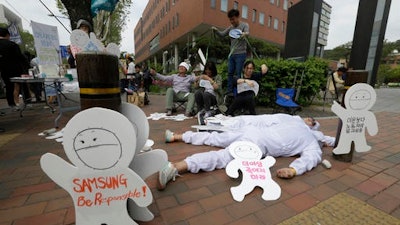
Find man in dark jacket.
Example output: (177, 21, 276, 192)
(0, 27, 26, 108)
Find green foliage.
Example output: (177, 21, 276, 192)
(381, 39, 400, 61)
(19, 30, 35, 54)
(216, 57, 328, 107)
(57, 0, 132, 45)
(247, 37, 280, 58)
(323, 42, 352, 61)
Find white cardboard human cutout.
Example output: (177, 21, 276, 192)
(331, 83, 378, 154)
(119, 103, 168, 222)
(40, 108, 152, 225)
(226, 141, 281, 202)
(70, 29, 120, 57)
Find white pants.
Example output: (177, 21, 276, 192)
(182, 124, 322, 175)
(183, 131, 244, 173)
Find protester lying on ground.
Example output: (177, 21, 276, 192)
(157, 114, 335, 190)
(150, 62, 200, 117)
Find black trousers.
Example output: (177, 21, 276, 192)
(195, 89, 217, 111)
(226, 91, 256, 116)
(2, 75, 15, 106)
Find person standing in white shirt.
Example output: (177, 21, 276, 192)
(127, 57, 135, 75)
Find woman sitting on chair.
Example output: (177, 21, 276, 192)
(195, 61, 223, 120)
(226, 61, 268, 116)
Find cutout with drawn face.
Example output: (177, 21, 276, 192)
(230, 142, 262, 160)
(70, 29, 90, 48)
(73, 128, 122, 170)
(344, 83, 376, 111)
(348, 89, 371, 110)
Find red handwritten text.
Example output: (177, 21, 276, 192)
(73, 174, 127, 193)
(77, 187, 145, 207)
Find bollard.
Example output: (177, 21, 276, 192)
(76, 52, 121, 111)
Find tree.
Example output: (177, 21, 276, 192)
(323, 42, 352, 61)
(19, 30, 35, 54)
(247, 37, 280, 58)
(56, 0, 132, 45)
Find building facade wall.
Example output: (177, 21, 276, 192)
(284, 0, 330, 59)
(134, 0, 300, 64)
(0, 4, 23, 30)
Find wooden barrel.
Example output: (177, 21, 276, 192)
(76, 52, 121, 111)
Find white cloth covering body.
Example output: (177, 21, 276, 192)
(183, 114, 322, 175)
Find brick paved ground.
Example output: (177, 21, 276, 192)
(0, 93, 399, 225)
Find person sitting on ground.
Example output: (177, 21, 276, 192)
(157, 114, 335, 190)
(226, 61, 268, 116)
(195, 61, 223, 122)
(150, 62, 200, 117)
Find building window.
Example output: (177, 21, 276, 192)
(211, 0, 216, 8)
(259, 12, 265, 25)
(166, 0, 170, 12)
(274, 18, 279, 30)
(268, 16, 272, 27)
(221, 0, 228, 12)
(172, 0, 175, 6)
(283, 0, 288, 10)
(282, 21, 285, 32)
(233, 1, 238, 10)
(242, 5, 248, 19)
(270, 0, 274, 4)
(277, 0, 280, 7)
(252, 9, 256, 23)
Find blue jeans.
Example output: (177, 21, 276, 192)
(227, 53, 247, 93)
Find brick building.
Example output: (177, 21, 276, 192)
(134, 0, 300, 69)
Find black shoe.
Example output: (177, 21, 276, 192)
(197, 110, 206, 125)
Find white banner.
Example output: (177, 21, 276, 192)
(31, 21, 60, 66)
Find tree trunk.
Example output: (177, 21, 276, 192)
(60, 0, 93, 30)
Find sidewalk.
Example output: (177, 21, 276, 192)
(0, 92, 399, 225)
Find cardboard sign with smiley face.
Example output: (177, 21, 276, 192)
(40, 107, 152, 225)
(331, 83, 378, 154)
(226, 141, 281, 202)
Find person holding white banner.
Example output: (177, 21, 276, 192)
(226, 61, 268, 116)
(194, 62, 223, 123)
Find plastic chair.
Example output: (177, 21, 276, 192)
(273, 88, 301, 115)
(173, 99, 186, 112)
